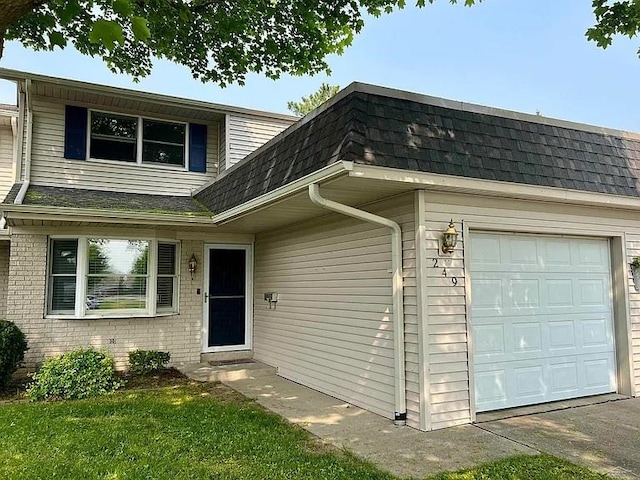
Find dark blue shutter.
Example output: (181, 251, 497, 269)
(64, 105, 88, 160)
(189, 123, 207, 173)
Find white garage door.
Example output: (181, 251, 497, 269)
(470, 232, 617, 413)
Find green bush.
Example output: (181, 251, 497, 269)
(0, 320, 28, 390)
(26, 348, 124, 401)
(128, 350, 171, 375)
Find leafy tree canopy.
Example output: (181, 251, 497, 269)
(287, 83, 340, 116)
(1, 1, 639, 86)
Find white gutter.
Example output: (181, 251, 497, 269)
(14, 79, 32, 205)
(1, 204, 215, 226)
(308, 183, 407, 426)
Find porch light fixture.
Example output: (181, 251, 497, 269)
(188, 254, 198, 280)
(441, 220, 458, 254)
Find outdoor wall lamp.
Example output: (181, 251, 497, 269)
(188, 254, 198, 280)
(441, 219, 458, 254)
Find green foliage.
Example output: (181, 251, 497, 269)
(3, 0, 479, 86)
(631, 257, 640, 268)
(26, 348, 124, 401)
(0, 320, 28, 390)
(287, 83, 341, 117)
(587, 1, 640, 55)
(128, 349, 171, 375)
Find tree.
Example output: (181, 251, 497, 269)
(287, 83, 340, 117)
(2, 1, 640, 87)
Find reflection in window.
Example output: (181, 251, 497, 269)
(86, 239, 149, 311)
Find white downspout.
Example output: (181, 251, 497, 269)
(308, 183, 407, 425)
(14, 79, 32, 205)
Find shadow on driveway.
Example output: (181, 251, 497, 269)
(478, 398, 640, 479)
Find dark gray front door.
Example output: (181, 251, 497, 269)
(207, 248, 246, 348)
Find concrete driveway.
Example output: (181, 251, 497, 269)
(181, 361, 640, 479)
(478, 398, 640, 479)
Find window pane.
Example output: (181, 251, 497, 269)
(142, 142, 185, 166)
(87, 276, 146, 311)
(51, 239, 78, 274)
(50, 276, 76, 312)
(157, 277, 174, 309)
(90, 138, 137, 162)
(143, 120, 185, 144)
(88, 239, 149, 275)
(157, 243, 176, 275)
(91, 112, 137, 139)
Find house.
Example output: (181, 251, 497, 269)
(1, 70, 639, 432)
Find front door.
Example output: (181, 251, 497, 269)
(203, 245, 252, 352)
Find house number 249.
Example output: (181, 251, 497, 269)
(432, 258, 458, 286)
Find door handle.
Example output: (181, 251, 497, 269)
(204, 292, 208, 303)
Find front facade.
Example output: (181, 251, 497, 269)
(1, 71, 639, 432)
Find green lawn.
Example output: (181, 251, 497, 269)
(0, 381, 614, 480)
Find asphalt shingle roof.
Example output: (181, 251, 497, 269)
(12, 185, 211, 215)
(195, 88, 640, 213)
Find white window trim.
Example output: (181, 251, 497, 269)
(85, 109, 190, 171)
(46, 236, 181, 319)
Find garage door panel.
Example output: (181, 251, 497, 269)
(471, 233, 616, 413)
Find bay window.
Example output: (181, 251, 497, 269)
(48, 238, 179, 317)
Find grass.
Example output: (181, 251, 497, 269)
(0, 376, 616, 480)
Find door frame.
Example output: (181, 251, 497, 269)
(201, 243, 253, 353)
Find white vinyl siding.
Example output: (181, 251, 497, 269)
(626, 234, 640, 392)
(28, 97, 219, 196)
(253, 194, 417, 424)
(0, 124, 14, 199)
(419, 190, 640, 430)
(226, 113, 291, 169)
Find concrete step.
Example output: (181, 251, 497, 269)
(200, 351, 253, 364)
(177, 360, 276, 383)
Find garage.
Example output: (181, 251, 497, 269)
(470, 232, 617, 412)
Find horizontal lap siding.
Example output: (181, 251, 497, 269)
(227, 114, 291, 168)
(422, 191, 640, 429)
(254, 195, 416, 422)
(29, 98, 219, 196)
(0, 124, 14, 199)
(625, 235, 640, 391)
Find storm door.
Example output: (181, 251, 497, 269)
(203, 245, 252, 351)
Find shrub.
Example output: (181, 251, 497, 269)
(26, 348, 123, 401)
(0, 320, 28, 390)
(128, 350, 171, 375)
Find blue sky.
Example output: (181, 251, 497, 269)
(1, 1, 640, 131)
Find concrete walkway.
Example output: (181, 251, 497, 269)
(179, 361, 639, 479)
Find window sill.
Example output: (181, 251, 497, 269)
(46, 312, 179, 320)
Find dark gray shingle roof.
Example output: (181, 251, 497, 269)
(2, 183, 22, 204)
(16, 185, 211, 215)
(195, 88, 640, 213)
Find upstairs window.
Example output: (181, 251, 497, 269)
(65, 106, 207, 172)
(88, 111, 187, 168)
(90, 112, 138, 162)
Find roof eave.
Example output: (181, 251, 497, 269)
(0, 68, 298, 122)
(1, 204, 216, 226)
(210, 161, 352, 224)
(350, 164, 640, 211)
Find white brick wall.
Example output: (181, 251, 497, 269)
(0, 241, 9, 318)
(6, 234, 204, 370)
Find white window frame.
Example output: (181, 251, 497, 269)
(86, 109, 190, 171)
(46, 236, 180, 319)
